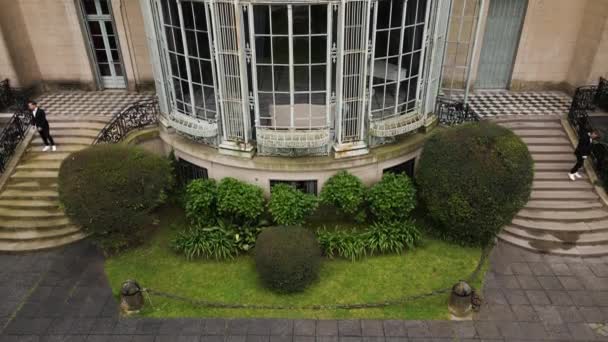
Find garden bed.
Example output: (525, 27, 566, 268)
(104, 206, 486, 320)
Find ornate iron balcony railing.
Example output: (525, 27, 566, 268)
(435, 98, 479, 126)
(0, 109, 33, 174)
(94, 98, 160, 144)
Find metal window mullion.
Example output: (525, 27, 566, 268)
(450, 0, 468, 95)
(237, 3, 250, 142)
(176, 0, 197, 116)
(403, 0, 418, 113)
(97, 17, 116, 78)
(204, 2, 220, 122)
(438, 0, 454, 98)
(358, 0, 371, 139)
(288, 5, 295, 129)
(247, 3, 260, 127)
(189, 2, 207, 119)
(367, 0, 378, 121)
(393, 0, 408, 116)
(424, 0, 442, 113)
(156, 0, 178, 111)
(325, 4, 333, 128)
(463, 0, 484, 104)
(335, 0, 345, 144)
(269, 6, 277, 128)
(210, 1, 229, 140)
(308, 6, 312, 129)
(415, 0, 432, 112)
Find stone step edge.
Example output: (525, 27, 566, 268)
(0, 226, 82, 241)
(502, 226, 608, 245)
(0, 232, 88, 252)
(497, 233, 608, 257)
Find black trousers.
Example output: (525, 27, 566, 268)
(570, 153, 584, 174)
(38, 127, 55, 146)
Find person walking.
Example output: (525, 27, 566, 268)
(28, 100, 57, 152)
(568, 127, 599, 181)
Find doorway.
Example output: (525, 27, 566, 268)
(82, 0, 126, 89)
(476, 0, 527, 89)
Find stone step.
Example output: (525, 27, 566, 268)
(526, 200, 603, 210)
(27, 145, 87, 153)
(513, 129, 567, 138)
(532, 154, 576, 162)
(50, 128, 101, 138)
(23, 152, 71, 161)
(30, 137, 94, 146)
(0, 226, 81, 240)
(0, 217, 71, 229)
(521, 137, 571, 145)
(534, 162, 576, 171)
(498, 121, 563, 129)
(532, 180, 593, 190)
(0, 189, 58, 200)
(0, 231, 87, 252)
(16, 161, 62, 171)
(4, 180, 58, 189)
(530, 190, 599, 200)
(534, 172, 587, 180)
(0, 199, 60, 209)
(491, 116, 561, 123)
(498, 232, 608, 257)
(48, 121, 108, 130)
(511, 217, 608, 232)
(517, 208, 608, 222)
(47, 115, 110, 124)
(527, 145, 574, 154)
(0, 207, 65, 219)
(502, 225, 608, 245)
(10, 170, 59, 179)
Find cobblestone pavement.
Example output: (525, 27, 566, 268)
(1, 240, 607, 341)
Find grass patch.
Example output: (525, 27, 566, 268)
(105, 206, 485, 319)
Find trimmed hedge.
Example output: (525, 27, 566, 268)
(255, 226, 321, 293)
(184, 179, 217, 227)
(319, 171, 366, 218)
(268, 184, 318, 225)
(217, 177, 265, 225)
(58, 145, 173, 253)
(367, 172, 416, 222)
(416, 122, 533, 245)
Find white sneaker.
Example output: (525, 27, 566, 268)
(51, 145, 57, 152)
(42, 146, 50, 152)
(568, 173, 576, 181)
(574, 172, 582, 179)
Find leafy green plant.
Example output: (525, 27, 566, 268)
(255, 226, 321, 293)
(365, 220, 421, 254)
(416, 122, 533, 245)
(58, 145, 173, 254)
(184, 179, 218, 227)
(319, 171, 366, 216)
(217, 177, 266, 226)
(316, 228, 367, 261)
(172, 225, 238, 260)
(268, 184, 318, 225)
(367, 173, 416, 222)
(234, 225, 262, 252)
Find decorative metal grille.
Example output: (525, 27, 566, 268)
(435, 97, 478, 126)
(0, 109, 32, 174)
(95, 99, 160, 144)
(175, 157, 208, 187)
(595, 77, 608, 112)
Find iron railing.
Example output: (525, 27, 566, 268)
(0, 79, 33, 112)
(94, 98, 160, 144)
(567, 77, 608, 184)
(435, 98, 480, 126)
(0, 109, 33, 174)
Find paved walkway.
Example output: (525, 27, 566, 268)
(0, 240, 607, 341)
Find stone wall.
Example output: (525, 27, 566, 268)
(0, 29, 19, 87)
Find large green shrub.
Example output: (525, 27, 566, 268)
(367, 173, 416, 222)
(58, 145, 173, 253)
(184, 179, 218, 227)
(416, 122, 533, 245)
(319, 171, 366, 217)
(268, 184, 318, 225)
(317, 228, 367, 261)
(217, 177, 265, 225)
(255, 226, 321, 293)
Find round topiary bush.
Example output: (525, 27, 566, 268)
(255, 226, 321, 293)
(58, 144, 173, 253)
(367, 172, 416, 222)
(416, 121, 533, 246)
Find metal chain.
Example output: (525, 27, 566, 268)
(141, 244, 492, 311)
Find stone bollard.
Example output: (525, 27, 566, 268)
(448, 280, 472, 320)
(120, 280, 144, 314)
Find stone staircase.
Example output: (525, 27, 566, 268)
(494, 115, 608, 256)
(0, 115, 110, 251)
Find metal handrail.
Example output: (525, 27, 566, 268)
(94, 98, 160, 144)
(0, 109, 33, 174)
(435, 98, 480, 126)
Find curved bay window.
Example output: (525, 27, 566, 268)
(154, 0, 438, 154)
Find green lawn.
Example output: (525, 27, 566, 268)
(105, 207, 486, 319)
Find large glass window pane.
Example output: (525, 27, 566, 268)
(200, 60, 213, 85)
(310, 5, 327, 33)
(193, 2, 207, 30)
(310, 65, 326, 90)
(257, 66, 273, 91)
(99, 0, 110, 14)
(272, 37, 289, 64)
(88, 21, 101, 35)
(271, 6, 288, 34)
(294, 66, 309, 91)
(293, 38, 309, 64)
(190, 59, 201, 83)
(310, 37, 326, 63)
(255, 37, 271, 63)
(82, 0, 97, 15)
(99, 63, 111, 76)
(273, 66, 289, 91)
(253, 6, 271, 35)
(292, 6, 309, 35)
(104, 21, 114, 35)
(181, 2, 194, 29)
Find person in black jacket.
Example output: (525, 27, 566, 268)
(569, 127, 599, 181)
(27, 101, 56, 152)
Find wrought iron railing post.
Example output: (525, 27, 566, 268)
(94, 98, 160, 144)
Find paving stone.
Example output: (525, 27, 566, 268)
(270, 336, 292, 342)
(203, 319, 227, 335)
(227, 336, 247, 342)
(382, 321, 406, 337)
(546, 290, 574, 306)
(451, 321, 476, 338)
(473, 321, 501, 338)
(201, 336, 225, 342)
(69, 318, 96, 334)
(46, 318, 76, 335)
(568, 290, 596, 306)
(132, 336, 157, 342)
(338, 320, 361, 337)
(293, 337, 314, 342)
(497, 321, 522, 339)
(403, 321, 430, 338)
(476, 304, 515, 321)
(316, 337, 338, 342)
(525, 290, 551, 305)
(360, 320, 383, 337)
(510, 262, 533, 275)
(245, 336, 269, 342)
(578, 306, 606, 323)
(339, 337, 362, 342)
(480, 288, 507, 305)
(316, 320, 339, 336)
(248, 319, 273, 335)
(555, 306, 584, 323)
(136, 319, 163, 335)
(293, 320, 315, 336)
(537, 276, 564, 290)
(591, 291, 608, 306)
(533, 306, 563, 325)
(227, 319, 249, 335)
(557, 276, 584, 290)
(589, 263, 608, 277)
(503, 289, 529, 305)
(517, 322, 547, 340)
(423, 321, 452, 337)
(494, 275, 520, 289)
(510, 305, 540, 322)
(515, 275, 542, 290)
(550, 263, 573, 276)
(567, 323, 598, 340)
(270, 319, 293, 336)
(4, 318, 53, 335)
(529, 262, 554, 276)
